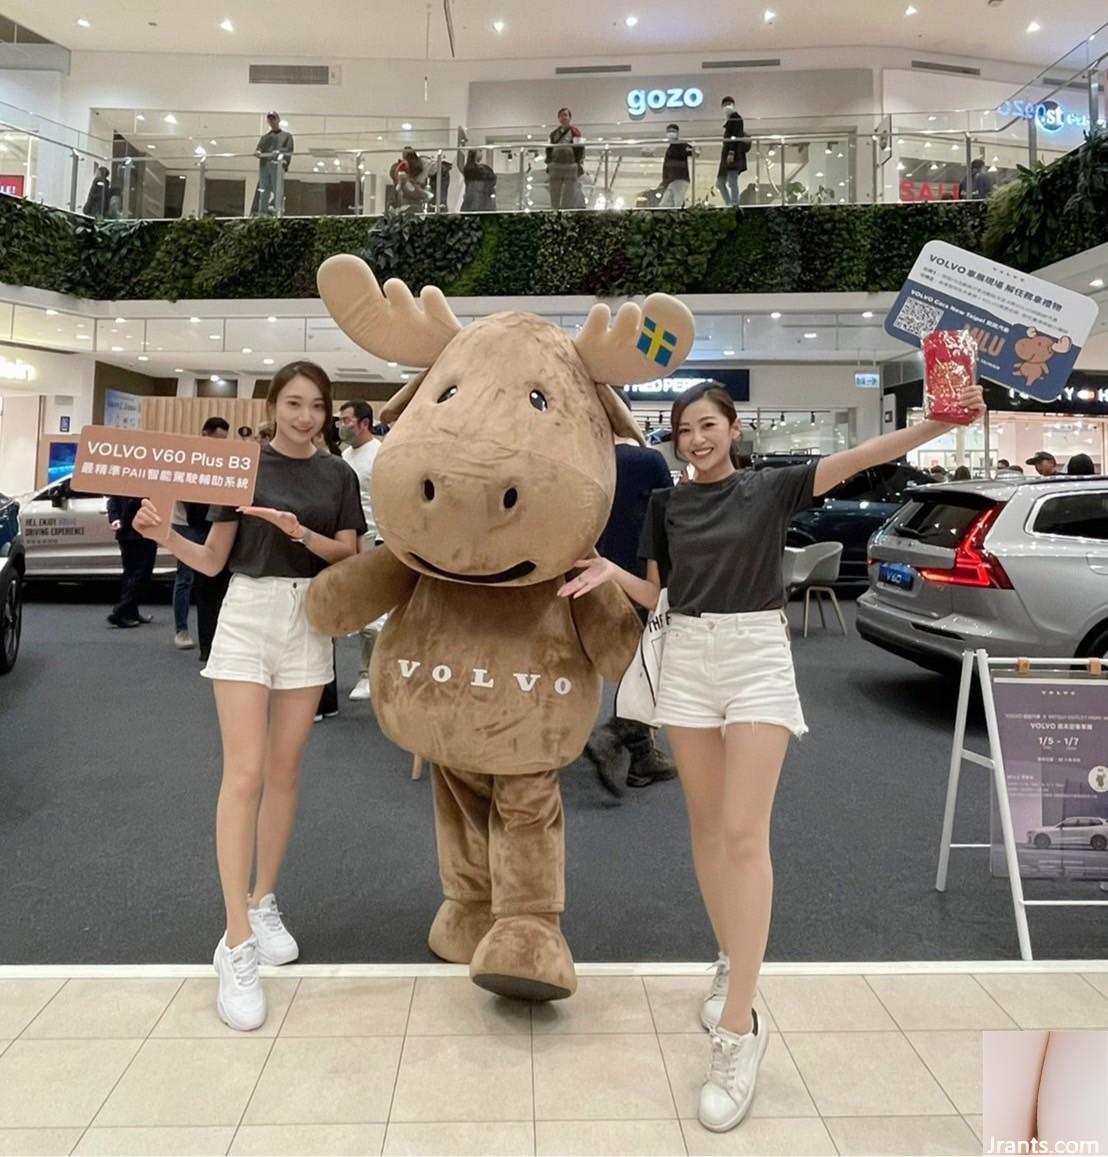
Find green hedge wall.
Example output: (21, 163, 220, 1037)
(1, 131, 1104, 302)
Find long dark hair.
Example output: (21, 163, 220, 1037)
(266, 361, 334, 431)
(670, 381, 743, 466)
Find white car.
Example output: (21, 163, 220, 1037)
(1027, 817, 1108, 852)
(19, 474, 175, 580)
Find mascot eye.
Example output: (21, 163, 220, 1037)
(529, 389, 548, 412)
(437, 386, 458, 403)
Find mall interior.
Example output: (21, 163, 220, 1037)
(1, 3, 1108, 1156)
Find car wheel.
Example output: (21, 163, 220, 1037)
(0, 572, 22, 674)
(1092, 835, 1107, 852)
(1033, 833, 1051, 849)
(1077, 624, 1108, 661)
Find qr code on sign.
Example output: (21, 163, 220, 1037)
(893, 298, 944, 339)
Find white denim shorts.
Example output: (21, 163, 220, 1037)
(202, 574, 333, 690)
(652, 610, 808, 737)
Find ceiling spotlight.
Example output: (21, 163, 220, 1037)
(148, 144, 157, 150)
(263, 358, 275, 365)
(211, 376, 222, 384)
(137, 355, 149, 362)
(492, 18, 505, 32)
(77, 17, 91, 27)
(387, 361, 398, 367)
(862, 310, 874, 318)
(401, 122, 413, 131)
(625, 15, 639, 26)
(763, 8, 776, 22)
(174, 368, 184, 373)
(770, 311, 782, 319)
(163, 113, 177, 125)
(929, 163, 938, 170)
(110, 346, 123, 352)
(723, 348, 736, 356)
(220, 18, 234, 32)
(267, 316, 277, 323)
(209, 334, 221, 340)
(189, 316, 200, 323)
(1091, 278, 1105, 288)
(1026, 21, 1041, 33)
(115, 317, 127, 324)
(803, 331, 818, 339)
(241, 347, 253, 354)
(815, 171, 824, 178)
(904, 4, 917, 14)
(194, 146, 206, 156)
(988, 164, 998, 173)
(46, 309, 58, 316)
(210, 139, 217, 145)
(135, 114, 145, 122)
(896, 161, 906, 170)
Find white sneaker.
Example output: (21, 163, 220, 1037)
(213, 934, 266, 1031)
(174, 631, 195, 650)
(700, 952, 729, 1031)
(248, 893, 299, 965)
(348, 676, 371, 701)
(698, 1011, 769, 1133)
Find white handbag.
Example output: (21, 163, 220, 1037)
(613, 589, 670, 725)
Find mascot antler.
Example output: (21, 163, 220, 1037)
(574, 294, 695, 386)
(317, 255, 462, 367)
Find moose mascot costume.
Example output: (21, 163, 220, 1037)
(308, 255, 695, 1001)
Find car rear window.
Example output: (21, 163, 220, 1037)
(886, 493, 996, 546)
(1033, 492, 1108, 541)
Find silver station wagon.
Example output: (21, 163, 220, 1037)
(19, 474, 175, 580)
(857, 476, 1108, 670)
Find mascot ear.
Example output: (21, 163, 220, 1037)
(381, 371, 426, 424)
(575, 294, 695, 386)
(317, 255, 461, 367)
(598, 384, 645, 445)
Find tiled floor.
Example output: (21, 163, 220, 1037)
(1, 969, 1106, 1156)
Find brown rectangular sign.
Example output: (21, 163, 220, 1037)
(74, 426, 259, 506)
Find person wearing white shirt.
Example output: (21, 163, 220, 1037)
(339, 400, 382, 700)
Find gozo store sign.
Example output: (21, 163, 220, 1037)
(0, 355, 35, 382)
(996, 98, 1091, 134)
(627, 86, 705, 119)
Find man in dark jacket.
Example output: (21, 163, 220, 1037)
(717, 96, 748, 206)
(585, 436, 678, 796)
(82, 166, 111, 217)
(252, 110, 294, 216)
(659, 124, 696, 208)
(106, 495, 158, 628)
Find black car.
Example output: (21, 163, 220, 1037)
(757, 456, 930, 582)
(0, 489, 25, 673)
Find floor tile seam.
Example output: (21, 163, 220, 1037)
(76, 1032, 153, 1150)
(774, 1030, 823, 1121)
(14, 976, 73, 1042)
(641, 977, 689, 1154)
(230, 978, 299, 1150)
(143, 977, 188, 1041)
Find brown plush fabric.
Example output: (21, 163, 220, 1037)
(306, 260, 692, 1000)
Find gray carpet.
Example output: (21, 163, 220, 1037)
(1, 583, 1102, 964)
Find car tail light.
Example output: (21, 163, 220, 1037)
(918, 505, 1012, 589)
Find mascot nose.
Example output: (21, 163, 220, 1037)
(420, 476, 521, 522)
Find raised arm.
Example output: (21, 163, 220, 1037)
(305, 545, 419, 636)
(813, 383, 984, 496)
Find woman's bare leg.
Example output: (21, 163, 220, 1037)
(212, 681, 270, 947)
(982, 1030, 1049, 1149)
(252, 686, 322, 902)
(1035, 1031, 1108, 1151)
(667, 726, 729, 954)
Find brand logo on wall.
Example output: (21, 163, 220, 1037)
(0, 356, 34, 382)
(627, 86, 704, 119)
(996, 98, 1091, 134)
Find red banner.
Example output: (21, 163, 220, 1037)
(0, 175, 25, 198)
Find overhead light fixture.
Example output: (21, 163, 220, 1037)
(46, 309, 58, 316)
(904, 4, 917, 14)
(387, 361, 398, 367)
(163, 113, 177, 125)
(815, 170, 824, 178)
(401, 122, 413, 131)
(770, 311, 782, 319)
(135, 114, 145, 122)
(267, 315, 277, 323)
(242, 347, 253, 354)
(763, 8, 776, 22)
(625, 15, 639, 27)
(115, 317, 127, 324)
(147, 144, 157, 150)
(803, 331, 818, 339)
(189, 316, 200, 323)
(77, 17, 91, 27)
(137, 355, 149, 362)
(194, 146, 206, 156)
(209, 333, 221, 340)
(211, 376, 222, 384)
(929, 163, 939, 170)
(263, 358, 275, 365)
(492, 19, 505, 32)
(988, 164, 998, 173)
(723, 349, 736, 356)
(110, 346, 123, 352)
(1091, 278, 1105, 288)
(220, 18, 234, 32)
(862, 310, 874, 318)
(210, 139, 217, 145)
(1026, 21, 1041, 33)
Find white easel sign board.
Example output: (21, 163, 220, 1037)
(989, 677, 1108, 882)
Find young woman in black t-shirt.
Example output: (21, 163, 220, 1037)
(561, 380, 984, 1133)
(134, 362, 365, 1031)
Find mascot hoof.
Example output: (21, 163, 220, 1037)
(469, 915, 577, 1002)
(428, 899, 494, 964)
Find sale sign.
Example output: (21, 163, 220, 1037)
(74, 426, 259, 508)
(0, 175, 25, 198)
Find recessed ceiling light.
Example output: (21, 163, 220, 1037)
(267, 316, 277, 323)
(492, 19, 505, 32)
(377, 134, 384, 141)
(263, 358, 275, 365)
(212, 376, 222, 383)
(815, 171, 824, 178)
(137, 355, 149, 361)
(401, 122, 412, 131)
(803, 332, 818, 339)
(988, 164, 998, 173)
(163, 113, 177, 125)
(862, 310, 874, 318)
(135, 114, 145, 122)
(1091, 278, 1105, 288)
(896, 161, 906, 170)
(77, 17, 91, 27)
(194, 146, 206, 156)
(210, 139, 217, 145)
(904, 4, 917, 14)
(387, 361, 398, 367)
(220, 18, 234, 32)
(763, 8, 775, 22)
(723, 348, 736, 356)
(110, 346, 123, 352)
(115, 317, 127, 324)
(242, 347, 253, 354)
(45, 309, 58, 316)
(1026, 20, 1041, 33)
(174, 368, 184, 373)
(189, 316, 200, 323)
(770, 311, 782, 319)
(929, 163, 938, 170)
(625, 15, 638, 26)
(209, 334, 221, 340)
(147, 144, 156, 150)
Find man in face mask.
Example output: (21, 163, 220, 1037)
(717, 97, 748, 207)
(338, 400, 383, 700)
(659, 123, 696, 209)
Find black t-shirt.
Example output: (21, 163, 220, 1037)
(662, 142, 694, 185)
(639, 463, 818, 614)
(597, 444, 674, 579)
(209, 444, 366, 579)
